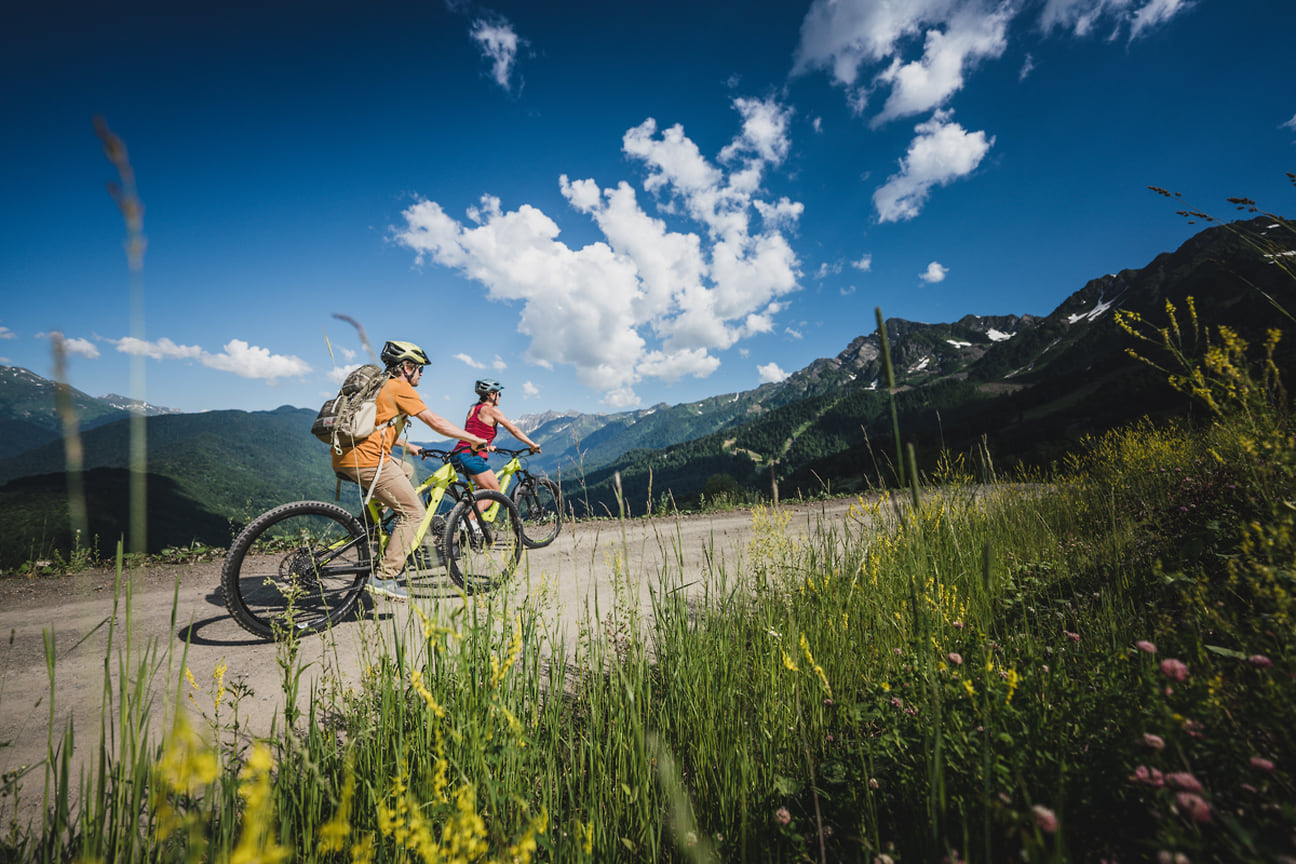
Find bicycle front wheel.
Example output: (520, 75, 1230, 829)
(222, 500, 371, 640)
(443, 490, 523, 593)
(511, 476, 563, 548)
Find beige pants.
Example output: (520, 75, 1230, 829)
(337, 458, 424, 579)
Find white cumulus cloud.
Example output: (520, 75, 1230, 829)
(63, 337, 100, 359)
(798, 0, 1193, 100)
(872, 5, 1011, 127)
(793, 0, 1011, 123)
(638, 348, 721, 382)
(44, 331, 100, 359)
(394, 97, 802, 408)
(0, 325, 15, 340)
(793, 0, 1192, 211)
(602, 387, 640, 410)
(201, 340, 312, 380)
(873, 110, 993, 222)
(522, 380, 539, 398)
(757, 362, 789, 384)
(853, 254, 873, 271)
(720, 97, 794, 166)
(455, 352, 486, 369)
(920, 261, 950, 283)
(1282, 113, 1296, 134)
(470, 18, 524, 91)
(111, 336, 204, 361)
(109, 336, 309, 381)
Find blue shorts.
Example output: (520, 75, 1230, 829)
(451, 450, 491, 476)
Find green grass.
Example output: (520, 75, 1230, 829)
(2, 393, 1293, 861)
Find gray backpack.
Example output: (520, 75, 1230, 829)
(311, 364, 396, 454)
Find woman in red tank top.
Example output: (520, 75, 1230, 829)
(451, 379, 541, 495)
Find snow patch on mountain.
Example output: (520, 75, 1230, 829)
(1066, 293, 1119, 325)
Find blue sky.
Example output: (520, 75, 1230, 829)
(3, 0, 1294, 417)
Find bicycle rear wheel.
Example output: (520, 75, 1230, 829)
(443, 490, 523, 593)
(222, 500, 371, 640)
(511, 476, 562, 548)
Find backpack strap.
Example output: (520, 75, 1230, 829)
(362, 450, 387, 505)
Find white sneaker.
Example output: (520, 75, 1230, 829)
(366, 576, 409, 600)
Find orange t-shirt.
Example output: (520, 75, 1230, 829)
(331, 376, 428, 470)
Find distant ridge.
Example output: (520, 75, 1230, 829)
(0, 216, 1290, 561)
(97, 393, 183, 416)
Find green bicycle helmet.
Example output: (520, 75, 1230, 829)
(474, 378, 504, 398)
(380, 340, 430, 369)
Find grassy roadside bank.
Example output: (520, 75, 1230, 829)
(2, 393, 1292, 862)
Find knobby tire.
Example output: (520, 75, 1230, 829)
(221, 500, 371, 640)
(443, 490, 523, 593)
(511, 476, 563, 549)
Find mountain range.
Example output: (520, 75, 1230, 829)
(0, 215, 1291, 567)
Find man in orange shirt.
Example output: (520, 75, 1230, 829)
(333, 340, 491, 600)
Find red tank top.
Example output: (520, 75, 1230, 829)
(454, 403, 497, 453)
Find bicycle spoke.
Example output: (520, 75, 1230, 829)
(222, 502, 371, 639)
(443, 491, 523, 593)
(513, 476, 563, 548)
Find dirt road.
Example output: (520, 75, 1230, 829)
(0, 498, 860, 824)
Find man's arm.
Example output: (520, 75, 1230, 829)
(414, 408, 490, 450)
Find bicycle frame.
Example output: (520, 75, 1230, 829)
(456, 450, 527, 523)
(494, 455, 525, 496)
(360, 453, 469, 563)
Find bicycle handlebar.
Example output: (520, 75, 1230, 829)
(418, 444, 495, 462)
(492, 446, 541, 459)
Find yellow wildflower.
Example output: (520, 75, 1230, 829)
(230, 743, 290, 864)
(318, 767, 355, 853)
(1003, 668, 1020, 704)
(490, 614, 524, 688)
(410, 668, 447, 718)
(213, 659, 227, 709)
(800, 634, 832, 698)
(576, 819, 595, 856)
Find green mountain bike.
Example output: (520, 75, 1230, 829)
(221, 449, 522, 640)
(482, 447, 564, 549)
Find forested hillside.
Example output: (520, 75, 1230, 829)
(0, 216, 1290, 565)
(0, 407, 338, 567)
(565, 217, 1294, 513)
